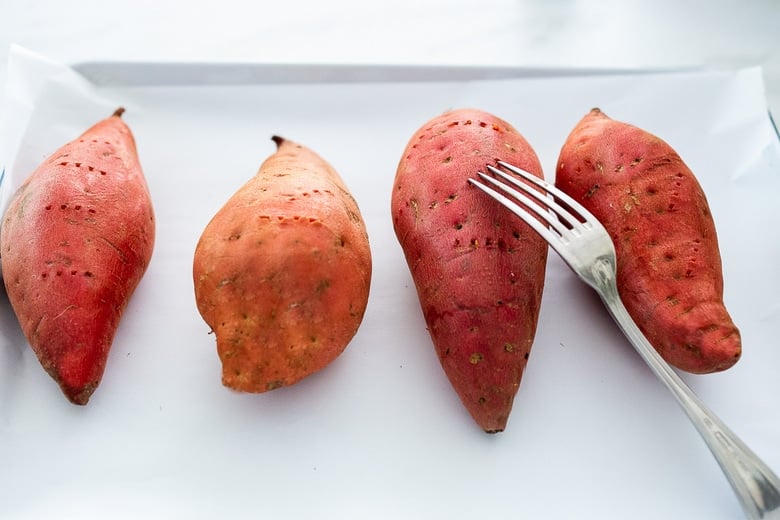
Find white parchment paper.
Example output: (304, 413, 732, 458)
(1, 45, 779, 520)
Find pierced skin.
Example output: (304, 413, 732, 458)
(392, 108, 548, 433)
(193, 136, 372, 393)
(555, 108, 740, 374)
(0, 108, 155, 404)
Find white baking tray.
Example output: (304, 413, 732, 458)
(1, 47, 779, 520)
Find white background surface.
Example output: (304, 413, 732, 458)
(0, 0, 779, 111)
(0, 2, 779, 520)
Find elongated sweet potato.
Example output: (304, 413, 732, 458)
(193, 136, 371, 393)
(555, 108, 740, 374)
(392, 108, 548, 433)
(0, 108, 155, 404)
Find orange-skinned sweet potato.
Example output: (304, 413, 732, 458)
(0, 108, 155, 404)
(193, 136, 372, 393)
(391, 108, 548, 433)
(555, 108, 740, 374)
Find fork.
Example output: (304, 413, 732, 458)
(469, 161, 780, 519)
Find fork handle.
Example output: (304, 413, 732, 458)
(597, 282, 780, 519)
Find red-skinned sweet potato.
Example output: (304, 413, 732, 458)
(193, 136, 372, 393)
(391, 108, 548, 433)
(555, 108, 740, 374)
(0, 108, 155, 404)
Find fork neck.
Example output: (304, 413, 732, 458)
(583, 255, 618, 295)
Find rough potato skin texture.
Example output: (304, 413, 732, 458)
(555, 108, 740, 374)
(392, 108, 548, 433)
(193, 136, 372, 393)
(0, 108, 156, 404)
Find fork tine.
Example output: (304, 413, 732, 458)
(483, 165, 580, 233)
(494, 161, 596, 229)
(467, 176, 563, 251)
(476, 171, 570, 237)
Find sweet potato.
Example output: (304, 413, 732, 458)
(193, 136, 371, 393)
(0, 108, 155, 404)
(555, 108, 740, 374)
(391, 108, 548, 433)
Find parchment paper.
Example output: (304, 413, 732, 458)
(1, 45, 778, 520)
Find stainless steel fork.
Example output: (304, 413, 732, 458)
(470, 161, 780, 519)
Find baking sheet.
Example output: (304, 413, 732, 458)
(1, 45, 779, 520)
